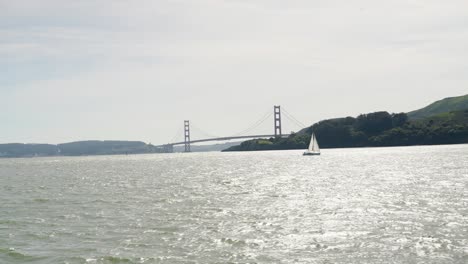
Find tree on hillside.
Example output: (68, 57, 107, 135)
(355, 111, 393, 135)
(391, 113, 408, 127)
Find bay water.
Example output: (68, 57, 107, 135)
(1, 145, 467, 263)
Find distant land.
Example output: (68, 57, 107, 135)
(0, 140, 241, 158)
(223, 94, 468, 152)
(0, 141, 158, 158)
(2, 94, 468, 157)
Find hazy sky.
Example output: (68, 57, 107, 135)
(2, 0, 468, 144)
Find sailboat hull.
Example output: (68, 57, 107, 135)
(303, 152, 320, 156)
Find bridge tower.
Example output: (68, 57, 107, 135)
(184, 120, 191, 152)
(274, 105, 282, 137)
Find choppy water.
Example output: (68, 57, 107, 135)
(1, 145, 467, 263)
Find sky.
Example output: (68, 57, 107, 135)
(1, 0, 468, 144)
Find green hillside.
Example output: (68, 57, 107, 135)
(408, 94, 468, 119)
(223, 109, 468, 152)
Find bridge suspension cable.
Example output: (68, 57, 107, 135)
(170, 126, 185, 143)
(282, 107, 309, 130)
(190, 122, 220, 139)
(231, 109, 273, 137)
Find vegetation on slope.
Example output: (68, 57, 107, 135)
(408, 94, 468, 119)
(223, 109, 468, 151)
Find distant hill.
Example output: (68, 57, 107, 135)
(57, 140, 154, 156)
(224, 95, 468, 152)
(0, 140, 248, 157)
(224, 111, 413, 151)
(0, 143, 58, 157)
(0, 140, 166, 158)
(408, 94, 468, 120)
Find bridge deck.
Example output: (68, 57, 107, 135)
(155, 134, 291, 147)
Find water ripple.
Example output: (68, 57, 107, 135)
(0, 145, 467, 263)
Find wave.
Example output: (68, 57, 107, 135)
(33, 198, 50, 203)
(0, 247, 46, 263)
(80, 256, 160, 263)
(0, 250, 160, 264)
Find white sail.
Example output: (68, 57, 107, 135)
(308, 133, 320, 153)
(312, 133, 320, 152)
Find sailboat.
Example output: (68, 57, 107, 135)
(303, 133, 320, 156)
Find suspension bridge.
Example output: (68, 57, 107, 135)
(155, 106, 307, 153)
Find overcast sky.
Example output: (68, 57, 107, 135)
(1, 0, 468, 144)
